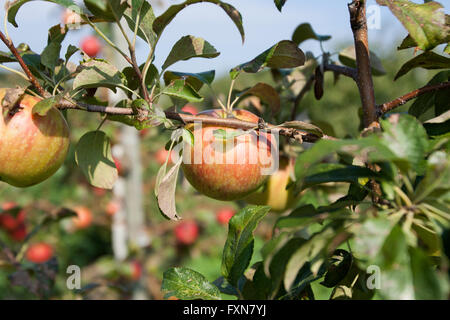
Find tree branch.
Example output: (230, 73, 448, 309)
(348, 0, 381, 203)
(0, 30, 47, 97)
(348, 0, 378, 130)
(0, 28, 333, 145)
(290, 75, 314, 120)
(324, 63, 357, 81)
(377, 81, 450, 116)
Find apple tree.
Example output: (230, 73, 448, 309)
(0, 0, 449, 300)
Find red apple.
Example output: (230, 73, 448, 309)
(0, 89, 70, 188)
(61, 8, 80, 26)
(181, 109, 276, 201)
(113, 157, 123, 175)
(174, 220, 199, 245)
(131, 261, 142, 281)
(105, 200, 120, 216)
(92, 186, 107, 197)
(0, 202, 25, 231)
(216, 207, 235, 225)
(10, 224, 27, 242)
(244, 157, 300, 212)
(80, 35, 101, 58)
(26, 242, 53, 264)
(155, 148, 172, 166)
(181, 104, 198, 115)
(72, 206, 93, 229)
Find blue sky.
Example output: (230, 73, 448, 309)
(0, 0, 448, 77)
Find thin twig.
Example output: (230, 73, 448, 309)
(291, 75, 314, 120)
(324, 63, 357, 81)
(0, 30, 46, 96)
(377, 81, 450, 116)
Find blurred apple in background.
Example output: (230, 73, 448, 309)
(61, 8, 80, 26)
(10, 224, 27, 242)
(174, 220, 199, 245)
(92, 186, 107, 197)
(26, 242, 53, 264)
(216, 207, 235, 225)
(155, 148, 173, 166)
(181, 104, 198, 115)
(80, 35, 101, 57)
(105, 200, 121, 216)
(72, 206, 93, 229)
(0, 202, 25, 231)
(244, 156, 300, 212)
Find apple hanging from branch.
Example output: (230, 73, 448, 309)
(181, 109, 276, 201)
(0, 89, 70, 188)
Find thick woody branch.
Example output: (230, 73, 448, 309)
(348, 0, 378, 130)
(348, 0, 381, 203)
(377, 81, 450, 116)
(0, 30, 47, 97)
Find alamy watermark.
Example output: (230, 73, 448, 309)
(66, 265, 81, 290)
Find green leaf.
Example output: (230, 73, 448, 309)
(241, 262, 272, 299)
(41, 42, 62, 71)
(284, 226, 336, 290)
(73, 59, 126, 92)
(221, 205, 271, 287)
(292, 23, 331, 46)
(163, 70, 215, 92)
(153, 0, 244, 43)
(161, 79, 203, 102)
(394, 51, 450, 80)
(380, 114, 429, 173)
(320, 249, 353, 288)
(409, 247, 445, 299)
(31, 94, 62, 116)
(162, 36, 220, 70)
(162, 267, 221, 300)
(65, 45, 79, 61)
(75, 131, 118, 189)
(230, 40, 305, 79)
(376, 0, 449, 51)
(124, 1, 156, 46)
(414, 151, 450, 203)
(302, 165, 380, 189)
(274, 0, 287, 12)
(375, 225, 414, 300)
(7, 0, 79, 27)
(409, 71, 450, 117)
(350, 217, 394, 268)
(84, 0, 128, 22)
(238, 82, 281, 114)
(338, 45, 386, 76)
(0, 50, 16, 63)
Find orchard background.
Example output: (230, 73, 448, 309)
(0, 0, 449, 300)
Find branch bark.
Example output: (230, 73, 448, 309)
(348, 0, 378, 130)
(348, 0, 382, 203)
(377, 81, 450, 116)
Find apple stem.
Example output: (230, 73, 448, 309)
(226, 79, 237, 114)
